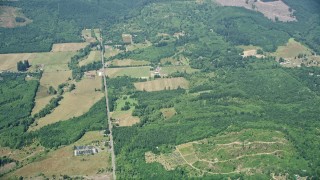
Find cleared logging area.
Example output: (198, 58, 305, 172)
(134, 77, 189, 92)
(0, 6, 32, 28)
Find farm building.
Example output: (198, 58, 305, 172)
(74, 146, 98, 156)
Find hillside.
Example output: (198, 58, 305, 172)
(0, 0, 320, 179)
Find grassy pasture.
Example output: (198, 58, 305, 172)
(146, 128, 309, 176)
(109, 59, 150, 67)
(5, 131, 111, 179)
(30, 77, 104, 131)
(106, 66, 150, 78)
(0, 52, 75, 72)
(79, 50, 100, 66)
(0, 6, 32, 28)
(51, 43, 89, 52)
(134, 77, 189, 92)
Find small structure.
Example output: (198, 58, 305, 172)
(122, 34, 133, 44)
(74, 146, 98, 156)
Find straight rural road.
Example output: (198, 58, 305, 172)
(100, 36, 116, 180)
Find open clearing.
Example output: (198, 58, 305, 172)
(272, 38, 320, 67)
(273, 38, 312, 58)
(0, 52, 76, 72)
(0, 6, 32, 28)
(106, 66, 150, 78)
(160, 108, 176, 119)
(105, 46, 122, 58)
(134, 77, 189, 92)
(5, 131, 111, 179)
(79, 50, 100, 66)
(51, 43, 89, 52)
(146, 128, 309, 177)
(214, 0, 296, 22)
(81, 29, 97, 43)
(109, 59, 150, 67)
(160, 65, 199, 76)
(30, 76, 104, 131)
(111, 95, 140, 127)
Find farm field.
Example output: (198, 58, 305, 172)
(214, 0, 296, 22)
(5, 131, 111, 179)
(106, 66, 150, 78)
(0, 6, 32, 28)
(134, 77, 189, 91)
(109, 59, 150, 67)
(30, 77, 104, 131)
(51, 43, 89, 52)
(79, 50, 100, 66)
(0, 52, 76, 72)
(146, 128, 309, 177)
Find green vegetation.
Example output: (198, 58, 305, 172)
(34, 99, 107, 148)
(68, 42, 100, 80)
(17, 60, 30, 72)
(1, 0, 320, 179)
(0, 73, 38, 148)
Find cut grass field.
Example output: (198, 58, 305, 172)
(134, 77, 189, 92)
(5, 131, 111, 179)
(79, 50, 100, 66)
(0, 6, 32, 28)
(109, 59, 150, 67)
(0, 52, 76, 72)
(51, 43, 89, 52)
(106, 66, 150, 78)
(30, 77, 104, 131)
(146, 128, 309, 177)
